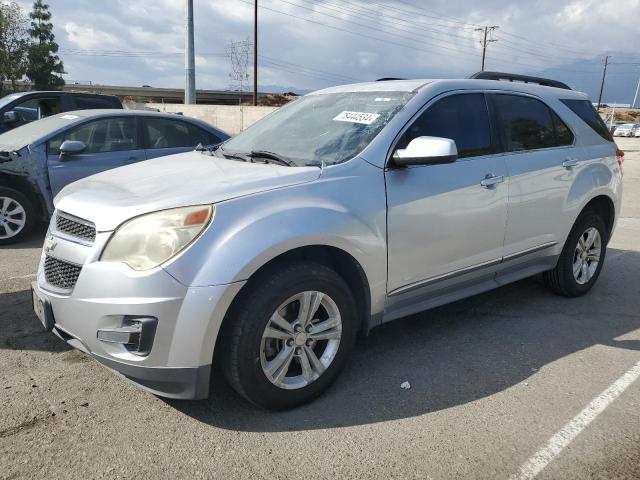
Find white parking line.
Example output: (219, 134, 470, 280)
(512, 359, 640, 480)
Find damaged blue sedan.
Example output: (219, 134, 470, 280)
(0, 110, 228, 244)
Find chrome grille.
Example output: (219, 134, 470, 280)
(56, 213, 96, 242)
(44, 255, 82, 290)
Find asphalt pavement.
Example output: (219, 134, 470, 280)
(1, 138, 639, 479)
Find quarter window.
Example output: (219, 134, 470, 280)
(144, 118, 219, 149)
(560, 99, 613, 142)
(399, 93, 493, 158)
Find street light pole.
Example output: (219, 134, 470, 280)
(184, 0, 196, 104)
(253, 0, 258, 106)
(632, 76, 640, 110)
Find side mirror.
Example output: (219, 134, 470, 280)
(3, 111, 17, 124)
(393, 136, 458, 167)
(59, 140, 87, 157)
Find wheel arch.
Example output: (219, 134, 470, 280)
(214, 245, 373, 365)
(0, 173, 48, 221)
(580, 194, 615, 240)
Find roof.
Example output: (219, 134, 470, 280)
(310, 78, 588, 99)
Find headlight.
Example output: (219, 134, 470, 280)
(101, 205, 213, 271)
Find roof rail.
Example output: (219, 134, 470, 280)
(469, 71, 572, 90)
(376, 77, 406, 81)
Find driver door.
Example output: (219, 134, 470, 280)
(47, 116, 145, 196)
(385, 92, 508, 316)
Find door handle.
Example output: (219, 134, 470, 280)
(126, 156, 138, 162)
(562, 158, 579, 169)
(480, 174, 504, 188)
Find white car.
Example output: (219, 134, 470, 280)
(613, 123, 640, 137)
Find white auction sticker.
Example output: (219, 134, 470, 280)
(59, 114, 79, 120)
(333, 111, 381, 125)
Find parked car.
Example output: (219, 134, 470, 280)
(0, 110, 229, 243)
(613, 123, 640, 137)
(0, 91, 122, 134)
(31, 74, 623, 409)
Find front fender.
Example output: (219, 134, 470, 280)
(163, 158, 388, 316)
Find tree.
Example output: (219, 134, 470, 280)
(26, 0, 64, 90)
(0, 2, 29, 94)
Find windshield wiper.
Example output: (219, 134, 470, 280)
(248, 150, 295, 167)
(215, 146, 250, 162)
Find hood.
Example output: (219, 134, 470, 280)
(55, 151, 321, 231)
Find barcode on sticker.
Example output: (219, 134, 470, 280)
(333, 111, 381, 125)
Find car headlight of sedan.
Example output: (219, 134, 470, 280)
(101, 205, 213, 271)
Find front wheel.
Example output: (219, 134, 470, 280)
(543, 211, 607, 297)
(0, 187, 35, 245)
(220, 262, 358, 410)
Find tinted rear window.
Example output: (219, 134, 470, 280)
(74, 97, 120, 110)
(492, 94, 558, 151)
(560, 99, 613, 142)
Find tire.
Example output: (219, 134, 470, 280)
(220, 261, 358, 410)
(543, 210, 607, 297)
(0, 187, 35, 245)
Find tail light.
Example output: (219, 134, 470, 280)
(616, 147, 624, 176)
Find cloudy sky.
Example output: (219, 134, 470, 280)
(11, 0, 640, 103)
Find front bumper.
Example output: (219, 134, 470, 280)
(34, 229, 245, 399)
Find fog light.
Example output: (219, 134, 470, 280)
(97, 317, 157, 356)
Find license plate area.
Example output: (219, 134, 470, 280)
(31, 284, 55, 331)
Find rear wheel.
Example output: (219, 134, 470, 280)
(0, 187, 35, 245)
(543, 211, 607, 297)
(220, 262, 358, 410)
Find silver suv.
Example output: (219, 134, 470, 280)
(32, 73, 624, 409)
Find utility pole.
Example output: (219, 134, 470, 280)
(596, 55, 609, 112)
(475, 25, 498, 72)
(185, 0, 196, 104)
(632, 75, 640, 110)
(253, 0, 258, 106)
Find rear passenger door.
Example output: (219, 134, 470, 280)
(46, 116, 145, 196)
(142, 117, 222, 159)
(489, 93, 576, 271)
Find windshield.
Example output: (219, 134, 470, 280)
(223, 91, 414, 166)
(0, 112, 84, 150)
(0, 93, 24, 110)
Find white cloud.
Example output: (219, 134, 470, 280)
(8, 0, 639, 101)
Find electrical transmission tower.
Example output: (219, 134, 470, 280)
(475, 25, 499, 72)
(226, 39, 252, 92)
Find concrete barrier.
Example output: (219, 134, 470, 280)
(142, 103, 279, 136)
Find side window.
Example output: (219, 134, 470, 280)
(144, 118, 216, 149)
(186, 122, 221, 145)
(492, 94, 557, 151)
(12, 97, 62, 125)
(399, 93, 493, 158)
(74, 97, 118, 110)
(48, 117, 140, 154)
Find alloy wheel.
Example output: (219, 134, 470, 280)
(572, 227, 601, 285)
(0, 196, 27, 240)
(260, 291, 342, 390)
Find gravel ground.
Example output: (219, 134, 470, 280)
(1, 138, 639, 480)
